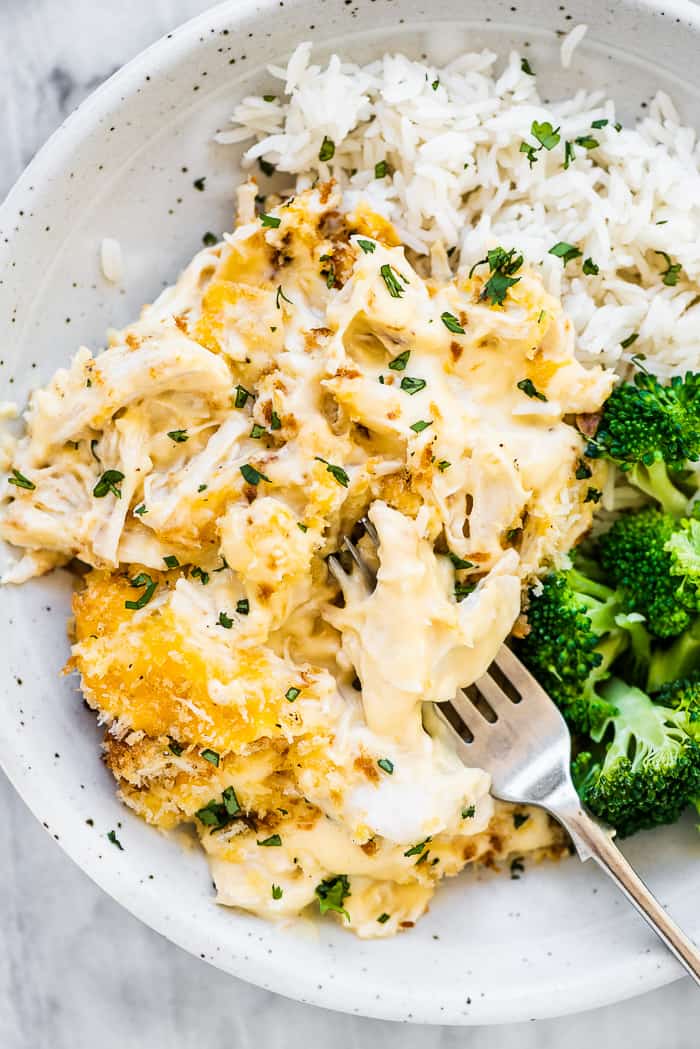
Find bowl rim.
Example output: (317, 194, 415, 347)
(2, 0, 700, 1025)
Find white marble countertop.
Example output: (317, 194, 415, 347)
(2, 1, 700, 1045)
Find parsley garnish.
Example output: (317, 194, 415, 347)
(285, 687, 300, 702)
(107, 830, 123, 850)
(234, 385, 252, 409)
(441, 312, 465, 334)
(258, 157, 275, 177)
(620, 332, 639, 349)
(191, 566, 209, 585)
(563, 140, 576, 169)
(218, 611, 233, 629)
(531, 120, 560, 150)
(582, 257, 599, 276)
(168, 738, 184, 757)
(576, 460, 593, 480)
(272, 884, 283, 900)
(8, 468, 35, 491)
(125, 572, 157, 610)
(197, 484, 207, 493)
(410, 420, 432, 433)
(575, 135, 599, 150)
(374, 160, 388, 178)
(357, 239, 376, 254)
(270, 410, 282, 430)
(388, 349, 410, 371)
(462, 805, 476, 819)
(449, 552, 474, 570)
(163, 555, 179, 569)
(513, 812, 530, 829)
(202, 231, 217, 247)
(585, 487, 602, 503)
(510, 857, 525, 880)
(521, 57, 534, 76)
(315, 875, 350, 921)
(455, 582, 475, 602)
(549, 241, 582, 265)
(655, 251, 682, 286)
(318, 136, 335, 162)
(275, 284, 292, 308)
(437, 459, 451, 472)
(517, 378, 547, 401)
(404, 837, 431, 858)
(261, 213, 281, 228)
(470, 246, 523, 306)
(250, 423, 266, 439)
(240, 464, 270, 486)
(431, 78, 440, 90)
(400, 376, 426, 395)
(257, 834, 282, 847)
(297, 522, 308, 533)
(377, 758, 394, 775)
(236, 599, 250, 615)
(314, 456, 349, 487)
(520, 141, 539, 168)
(377, 912, 391, 924)
(379, 264, 404, 298)
(93, 469, 125, 498)
(134, 503, 147, 515)
(592, 118, 609, 129)
(201, 749, 220, 767)
(196, 787, 241, 830)
(167, 429, 188, 443)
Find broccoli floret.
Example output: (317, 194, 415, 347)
(648, 617, 700, 692)
(586, 370, 700, 516)
(516, 567, 640, 734)
(599, 507, 691, 638)
(574, 677, 700, 837)
(665, 513, 700, 613)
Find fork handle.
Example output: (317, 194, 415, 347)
(559, 805, 700, 986)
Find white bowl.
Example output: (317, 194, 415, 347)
(2, 0, 700, 1025)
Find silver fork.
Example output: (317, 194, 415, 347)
(330, 521, 700, 985)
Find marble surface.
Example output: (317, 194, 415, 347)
(2, 1, 700, 1045)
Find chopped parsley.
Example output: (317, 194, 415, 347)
(297, 522, 308, 533)
(410, 420, 432, 433)
(314, 456, 350, 487)
(107, 830, 124, 850)
(250, 423, 266, 439)
(191, 566, 210, 585)
(272, 884, 283, 900)
(93, 469, 125, 498)
(167, 429, 189, 443)
(374, 160, 388, 179)
(217, 611, 233, 629)
(455, 582, 476, 602)
(520, 57, 534, 76)
(357, 238, 376, 254)
(202, 231, 218, 247)
(655, 251, 682, 286)
(470, 246, 523, 306)
(275, 284, 292, 308)
(134, 503, 147, 515)
(437, 459, 451, 472)
(513, 812, 530, 830)
(195, 787, 241, 830)
(197, 484, 207, 493)
(379, 263, 405, 298)
(163, 555, 179, 569)
(377, 758, 394, 775)
(548, 241, 582, 265)
(377, 912, 391, 924)
(314, 874, 350, 921)
(234, 385, 252, 409)
(563, 140, 576, 169)
(236, 599, 250, 616)
(321, 256, 336, 288)
(620, 332, 639, 349)
(575, 135, 599, 150)
(449, 552, 474, 570)
(592, 118, 609, 129)
(519, 141, 539, 168)
(318, 136, 335, 162)
(531, 120, 561, 150)
(388, 349, 410, 371)
(431, 78, 440, 90)
(441, 311, 465, 334)
(7, 468, 35, 491)
(201, 749, 220, 767)
(285, 687, 301, 702)
(240, 464, 270, 486)
(258, 157, 275, 177)
(260, 213, 281, 228)
(168, 738, 184, 757)
(582, 257, 600, 276)
(257, 834, 282, 847)
(400, 376, 426, 395)
(270, 410, 282, 430)
(517, 378, 547, 401)
(404, 837, 431, 858)
(125, 572, 157, 610)
(510, 856, 525, 880)
(585, 486, 602, 503)
(575, 460, 593, 480)
(461, 805, 476, 819)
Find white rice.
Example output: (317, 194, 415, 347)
(100, 237, 124, 284)
(560, 24, 588, 69)
(221, 42, 700, 378)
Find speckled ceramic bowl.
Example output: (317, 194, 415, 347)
(2, 0, 700, 1025)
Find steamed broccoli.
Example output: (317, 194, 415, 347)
(599, 507, 691, 638)
(516, 566, 643, 734)
(648, 617, 700, 693)
(586, 369, 700, 516)
(665, 513, 700, 613)
(572, 676, 700, 837)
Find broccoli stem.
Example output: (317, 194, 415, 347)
(628, 460, 690, 517)
(648, 616, 700, 692)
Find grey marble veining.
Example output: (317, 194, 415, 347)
(1, 2, 700, 1046)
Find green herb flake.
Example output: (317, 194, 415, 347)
(410, 420, 432, 433)
(240, 463, 270, 486)
(197, 485, 207, 493)
(655, 251, 683, 287)
(431, 78, 440, 90)
(591, 118, 609, 129)
(134, 503, 147, 516)
(218, 611, 233, 629)
(193, 177, 206, 192)
(263, 94, 276, 103)
(167, 429, 189, 443)
(517, 378, 548, 401)
(168, 738, 184, 757)
(437, 459, 451, 472)
(404, 837, 431, 858)
(374, 160, 388, 179)
(261, 213, 281, 228)
(258, 157, 275, 177)
(8, 468, 36, 491)
(441, 312, 465, 334)
(191, 566, 210, 585)
(315, 874, 350, 921)
(270, 410, 282, 431)
(377, 912, 391, 924)
(195, 787, 241, 831)
(582, 257, 600, 276)
(510, 856, 525, 880)
(449, 552, 474, 570)
(202, 231, 218, 247)
(93, 469, 125, 498)
(548, 241, 582, 265)
(318, 136, 335, 162)
(455, 582, 476, 602)
(357, 238, 376, 254)
(201, 748, 220, 767)
(236, 598, 250, 616)
(163, 555, 180, 569)
(285, 686, 301, 702)
(519, 141, 539, 168)
(575, 135, 599, 150)
(575, 460, 593, 480)
(388, 350, 410, 371)
(250, 423, 266, 439)
(620, 332, 639, 349)
(521, 57, 534, 76)
(377, 758, 394, 775)
(297, 522, 308, 533)
(461, 805, 476, 819)
(513, 812, 530, 829)
(275, 284, 292, 309)
(470, 246, 523, 306)
(125, 573, 157, 611)
(314, 456, 350, 488)
(107, 830, 124, 851)
(272, 884, 283, 900)
(234, 385, 252, 409)
(584, 486, 602, 503)
(563, 140, 576, 169)
(400, 376, 427, 396)
(531, 120, 561, 151)
(379, 263, 404, 298)
(257, 834, 282, 847)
